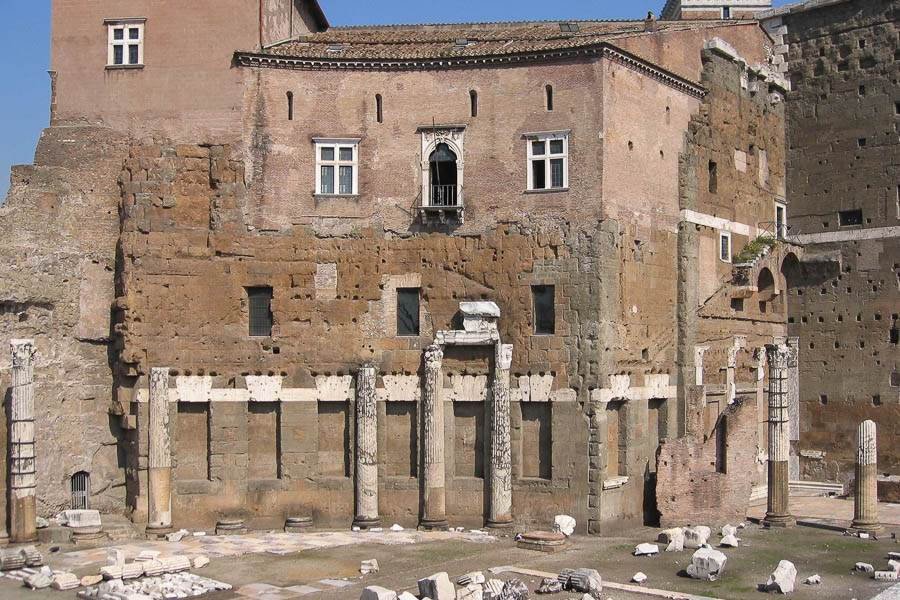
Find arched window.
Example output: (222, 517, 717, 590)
(376, 94, 383, 123)
(758, 268, 775, 313)
(71, 471, 90, 509)
(470, 90, 478, 117)
(429, 143, 459, 207)
(545, 85, 554, 111)
(286, 91, 294, 121)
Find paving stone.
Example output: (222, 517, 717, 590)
(320, 579, 355, 588)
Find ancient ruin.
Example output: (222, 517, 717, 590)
(0, 0, 896, 546)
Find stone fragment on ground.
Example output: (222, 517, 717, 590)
(856, 562, 875, 573)
(658, 528, 683, 544)
(52, 572, 80, 590)
(458, 572, 485, 585)
(537, 577, 562, 594)
(875, 570, 899, 581)
(457, 583, 484, 600)
(684, 526, 711, 549)
(889, 552, 900, 560)
(361, 559, 380, 574)
(552, 515, 576, 537)
(79, 572, 232, 600)
(391, 524, 404, 531)
(399, 592, 419, 600)
(419, 572, 456, 600)
(559, 568, 602, 598)
(632, 572, 647, 584)
(805, 574, 821, 585)
(81, 574, 103, 587)
(166, 528, 189, 542)
(721, 524, 737, 537)
(634, 543, 659, 556)
(362, 585, 398, 600)
(720, 534, 740, 547)
(888, 559, 900, 572)
(484, 579, 505, 600)
(687, 547, 727, 581)
(765, 560, 797, 594)
(191, 556, 209, 569)
(24, 572, 53, 589)
(500, 578, 529, 600)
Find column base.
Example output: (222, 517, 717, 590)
(485, 518, 514, 530)
(418, 518, 449, 531)
(762, 513, 795, 528)
(352, 517, 382, 530)
(848, 521, 882, 534)
(145, 524, 175, 539)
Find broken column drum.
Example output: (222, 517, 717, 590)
(487, 343, 513, 528)
(354, 365, 380, 529)
(763, 344, 794, 528)
(420, 344, 447, 530)
(147, 367, 173, 535)
(9, 339, 38, 543)
(851, 420, 881, 533)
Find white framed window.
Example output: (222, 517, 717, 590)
(774, 201, 787, 239)
(106, 19, 145, 67)
(525, 131, 569, 191)
(314, 138, 360, 196)
(719, 232, 732, 263)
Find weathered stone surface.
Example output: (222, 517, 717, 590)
(418, 572, 455, 600)
(632, 572, 647, 584)
(361, 586, 398, 600)
(634, 543, 659, 556)
(719, 534, 739, 547)
(458, 572, 485, 586)
(537, 578, 562, 594)
(552, 515, 576, 537)
(562, 569, 602, 598)
(360, 559, 380, 574)
(483, 579, 505, 600)
(765, 560, 796, 594)
(804, 574, 820, 585)
(684, 526, 711, 549)
(687, 547, 728, 581)
(456, 583, 484, 600)
(855, 562, 875, 573)
(500, 578, 529, 600)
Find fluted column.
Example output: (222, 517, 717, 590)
(146, 367, 173, 536)
(851, 420, 881, 533)
(9, 339, 37, 543)
(487, 343, 513, 528)
(353, 365, 380, 529)
(763, 344, 794, 528)
(420, 344, 447, 530)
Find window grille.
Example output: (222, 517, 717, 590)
(71, 471, 90, 510)
(247, 287, 273, 337)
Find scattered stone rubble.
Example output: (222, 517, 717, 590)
(418, 572, 456, 600)
(855, 562, 875, 573)
(765, 560, 797, 594)
(557, 568, 602, 598)
(719, 534, 740, 548)
(687, 547, 727, 581)
(631, 572, 647, 584)
(634, 543, 659, 556)
(552, 515, 576, 537)
(362, 586, 398, 600)
(77, 573, 232, 600)
(683, 526, 711, 549)
(483, 578, 504, 600)
(537, 577, 562, 594)
(458, 572, 486, 586)
(804, 574, 821, 585)
(361, 559, 380, 575)
(658, 528, 685, 552)
(0, 545, 43, 570)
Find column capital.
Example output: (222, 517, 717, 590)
(10, 339, 36, 368)
(149, 367, 170, 385)
(857, 420, 877, 466)
(425, 344, 443, 369)
(765, 343, 791, 369)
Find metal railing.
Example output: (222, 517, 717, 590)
(429, 184, 462, 208)
(758, 221, 802, 246)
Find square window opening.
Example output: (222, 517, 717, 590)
(315, 139, 359, 196)
(839, 209, 863, 226)
(107, 20, 144, 67)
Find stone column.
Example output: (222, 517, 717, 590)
(420, 344, 447, 530)
(146, 367, 173, 536)
(9, 339, 38, 543)
(487, 343, 513, 528)
(763, 344, 794, 528)
(353, 365, 380, 529)
(850, 420, 881, 533)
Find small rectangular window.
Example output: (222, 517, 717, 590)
(708, 161, 718, 194)
(722, 6, 731, 18)
(532, 285, 555, 335)
(775, 201, 787, 239)
(719, 232, 731, 263)
(526, 132, 569, 191)
(247, 287, 273, 337)
(314, 139, 359, 196)
(839, 209, 863, 226)
(397, 288, 420, 336)
(106, 20, 144, 67)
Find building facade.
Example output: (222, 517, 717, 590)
(0, 0, 829, 538)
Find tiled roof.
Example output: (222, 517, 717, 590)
(248, 20, 733, 61)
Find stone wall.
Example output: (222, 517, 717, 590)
(765, 0, 900, 482)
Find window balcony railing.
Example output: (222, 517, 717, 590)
(419, 185, 464, 224)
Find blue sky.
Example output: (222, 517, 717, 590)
(0, 0, 793, 201)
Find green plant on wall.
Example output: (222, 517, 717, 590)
(733, 235, 778, 264)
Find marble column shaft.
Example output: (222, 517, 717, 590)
(851, 420, 880, 532)
(763, 344, 793, 527)
(421, 344, 447, 529)
(354, 365, 380, 527)
(147, 367, 173, 533)
(488, 344, 513, 527)
(9, 339, 37, 543)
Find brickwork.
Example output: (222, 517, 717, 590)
(764, 0, 900, 483)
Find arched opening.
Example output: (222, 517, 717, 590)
(71, 471, 90, 509)
(375, 94, 383, 123)
(758, 267, 775, 313)
(470, 90, 478, 117)
(545, 85, 554, 111)
(286, 91, 293, 121)
(715, 416, 728, 473)
(429, 142, 458, 207)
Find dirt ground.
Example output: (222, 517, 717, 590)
(2, 520, 899, 600)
